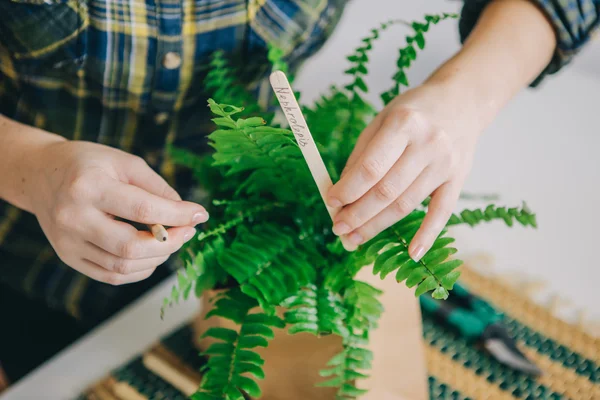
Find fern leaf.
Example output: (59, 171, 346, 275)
(167, 144, 207, 172)
(343, 281, 384, 331)
(318, 280, 383, 399)
(205, 50, 262, 116)
(218, 224, 317, 312)
(281, 283, 349, 336)
(302, 88, 375, 178)
(447, 202, 537, 228)
(207, 100, 315, 203)
(268, 44, 289, 76)
(197, 200, 282, 242)
(358, 210, 462, 300)
(161, 236, 227, 319)
(343, 19, 406, 94)
(335, 20, 414, 166)
(196, 289, 284, 400)
(382, 13, 458, 104)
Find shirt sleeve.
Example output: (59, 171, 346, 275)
(459, 0, 600, 87)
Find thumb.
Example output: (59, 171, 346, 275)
(125, 156, 182, 201)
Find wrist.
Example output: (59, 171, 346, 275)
(0, 116, 66, 213)
(424, 66, 502, 134)
(424, 0, 556, 132)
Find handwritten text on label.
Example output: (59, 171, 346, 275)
(272, 87, 309, 147)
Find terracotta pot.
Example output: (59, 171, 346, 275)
(192, 269, 427, 400)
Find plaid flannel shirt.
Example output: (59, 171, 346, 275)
(0, 0, 598, 324)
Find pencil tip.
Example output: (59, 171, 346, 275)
(162, 237, 167, 242)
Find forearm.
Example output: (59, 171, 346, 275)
(0, 115, 65, 213)
(427, 0, 556, 129)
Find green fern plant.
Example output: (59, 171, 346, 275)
(193, 289, 285, 400)
(163, 13, 537, 399)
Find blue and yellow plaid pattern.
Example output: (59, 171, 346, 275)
(0, 0, 598, 324)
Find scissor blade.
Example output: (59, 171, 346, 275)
(484, 339, 543, 375)
(482, 324, 543, 376)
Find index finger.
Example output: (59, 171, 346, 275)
(409, 181, 461, 261)
(96, 176, 208, 226)
(85, 215, 196, 259)
(339, 112, 383, 179)
(327, 114, 409, 207)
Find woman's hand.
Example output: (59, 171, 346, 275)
(327, 0, 557, 259)
(26, 140, 208, 285)
(327, 82, 480, 259)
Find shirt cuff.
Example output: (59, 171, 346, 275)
(459, 0, 600, 87)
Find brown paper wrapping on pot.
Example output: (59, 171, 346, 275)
(193, 268, 427, 400)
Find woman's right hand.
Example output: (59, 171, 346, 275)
(25, 140, 208, 286)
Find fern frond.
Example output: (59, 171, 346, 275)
(205, 50, 262, 115)
(167, 144, 230, 197)
(343, 281, 384, 331)
(281, 282, 349, 337)
(161, 259, 201, 319)
(337, 21, 410, 166)
(218, 224, 317, 312)
(323, 260, 355, 295)
(344, 19, 406, 95)
(167, 144, 207, 172)
(195, 288, 285, 400)
(267, 44, 289, 76)
(162, 236, 227, 319)
(207, 99, 315, 203)
(318, 281, 383, 399)
(381, 13, 458, 104)
(197, 200, 283, 242)
(318, 343, 371, 400)
(448, 202, 537, 228)
(359, 210, 462, 300)
(322, 243, 374, 295)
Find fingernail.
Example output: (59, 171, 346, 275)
(192, 211, 209, 225)
(332, 222, 351, 236)
(341, 237, 358, 252)
(328, 197, 342, 208)
(184, 228, 196, 242)
(347, 232, 364, 246)
(411, 245, 425, 262)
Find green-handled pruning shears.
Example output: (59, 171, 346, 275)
(419, 282, 542, 376)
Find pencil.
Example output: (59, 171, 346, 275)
(149, 224, 168, 242)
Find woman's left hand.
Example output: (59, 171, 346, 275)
(327, 81, 483, 260)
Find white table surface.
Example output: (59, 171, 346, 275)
(2, 1, 598, 398)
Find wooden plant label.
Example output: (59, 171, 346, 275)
(269, 71, 340, 219)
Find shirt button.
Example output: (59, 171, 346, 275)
(162, 52, 182, 69)
(154, 112, 169, 125)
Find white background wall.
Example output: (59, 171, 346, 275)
(295, 0, 600, 325)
